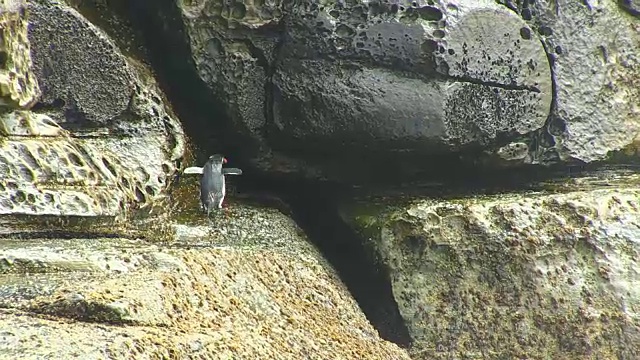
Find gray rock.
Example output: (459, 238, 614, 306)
(0, 1, 41, 109)
(339, 173, 640, 358)
(499, 0, 640, 163)
(136, 0, 552, 182)
(276, 0, 551, 148)
(619, 0, 640, 17)
(0, 0, 185, 218)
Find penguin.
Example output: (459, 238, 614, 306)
(183, 154, 242, 216)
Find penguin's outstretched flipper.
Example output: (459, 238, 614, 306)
(183, 166, 204, 175)
(222, 168, 243, 175)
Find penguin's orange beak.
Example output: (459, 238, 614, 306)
(222, 157, 227, 164)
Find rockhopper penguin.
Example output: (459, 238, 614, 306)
(183, 154, 242, 216)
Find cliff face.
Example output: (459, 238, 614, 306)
(1, 0, 639, 359)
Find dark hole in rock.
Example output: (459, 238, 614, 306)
(432, 29, 445, 39)
(405, 235, 427, 252)
(520, 27, 531, 40)
(43, 193, 54, 203)
(548, 116, 567, 136)
(18, 146, 39, 169)
(0, 50, 7, 69)
(448, 48, 455, 55)
(231, 3, 246, 19)
(145, 185, 156, 196)
(417, 6, 443, 21)
(436, 59, 450, 74)
(555, 45, 563, 55)
(13, 190, 26, 203)
(121, 177, 130, 189)
(52, 98, 66, 107)
(538, 25, 553, 36)
(102, 158, 117, 177)
(68, 152, 85, 167)
(19, 166, 34, 182)
(98, 194, 109, 209)
(335, 24, 355, 37)
(421, 39, 438, 53)
(134, 186, 146, 202)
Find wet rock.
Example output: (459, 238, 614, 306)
(0, 0, 185, 219)
(339, 173, 640, 358)
(0, 202, 411, 360)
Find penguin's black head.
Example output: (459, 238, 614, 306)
(208, 154, 227, 164)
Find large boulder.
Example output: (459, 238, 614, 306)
(0, 0, 185, 220)
(498, 0, 640, 164)
(129, 0, 638, 183)
(0, 200, 411, 360)
(339, 173, 640, 358)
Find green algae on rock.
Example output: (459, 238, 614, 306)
(339, 175, 640, 359)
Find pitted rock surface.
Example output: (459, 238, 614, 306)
(0, 1, 185, 218)
(339, 174, 640, 358)
(276, 0, 551, 147)
(137, 0, 552, 182)
(0, 203, 411, 360)
(619, 0, 640, 17)
(0, 3, 41, 109)
(28, 0, 132, 124)
(501, 0, 640, 163)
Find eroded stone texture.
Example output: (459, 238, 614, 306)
(0, 203, 411, 360)
(0, 1, 41, 109)
(178, 0, 279, 158)
(0, 0, 185, 219)
(340, 174, 640, 358)
(619, 0, 640, 17)
(500, 0, 640, 163)
(135, 0, 552, 182)
(275, 0, 551, 148)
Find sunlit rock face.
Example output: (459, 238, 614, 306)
(0, 203, 412, 360)
(0, 0, 185, 219)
